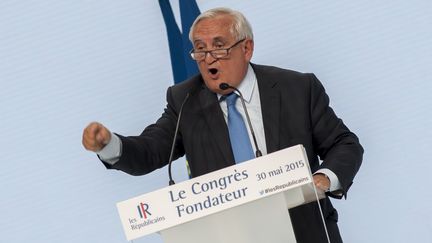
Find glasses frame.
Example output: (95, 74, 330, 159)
(189, 39, 246, 61)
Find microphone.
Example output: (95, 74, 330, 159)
(219, 83, 262, 158)
(168, 92, 191, 186)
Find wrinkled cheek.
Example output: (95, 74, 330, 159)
(197, 66, 208, 79)
(198, 62, 207, 70)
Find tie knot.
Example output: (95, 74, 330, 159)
(225, 92, 239, 106)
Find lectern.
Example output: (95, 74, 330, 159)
(116, 145, 330, 243)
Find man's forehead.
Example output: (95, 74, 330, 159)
(193, 36, 230, 44)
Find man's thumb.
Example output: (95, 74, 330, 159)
(96, 130, 109, 145)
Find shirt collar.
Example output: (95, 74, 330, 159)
(217, 64, 256, 103)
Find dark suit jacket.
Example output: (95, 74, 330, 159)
(105, 64, 363, 243)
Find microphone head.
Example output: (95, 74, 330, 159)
(219, 83, 230, 90)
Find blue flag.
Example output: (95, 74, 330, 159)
(159, 0, 201, 84)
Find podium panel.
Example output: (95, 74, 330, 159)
(116, 145, 330, 243)
(160, 183, 328, 243)
(160, 192, 295, 243)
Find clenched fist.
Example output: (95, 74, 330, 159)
(313, 173, 330, 192)
(82, 122, 112, 152)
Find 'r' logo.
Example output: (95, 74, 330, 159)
(137, 203, 152, 219)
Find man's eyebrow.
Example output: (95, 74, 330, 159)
(213, 37, 228, 43)
(193, 36, 229, 44)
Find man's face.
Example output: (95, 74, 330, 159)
(191, 15, 254, 95)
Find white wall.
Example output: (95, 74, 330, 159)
(1, 1, 431, 242)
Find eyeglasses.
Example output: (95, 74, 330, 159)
(189, 39, 246, 61)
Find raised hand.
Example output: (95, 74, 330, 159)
(82, 122, 111, 152)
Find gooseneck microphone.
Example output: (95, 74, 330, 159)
(168, 92, 190, 186)
(219, 83, 262, 158)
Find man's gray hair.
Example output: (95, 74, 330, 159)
(189, 7, 254, 42)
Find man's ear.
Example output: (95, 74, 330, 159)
(243, 39, 254, 61)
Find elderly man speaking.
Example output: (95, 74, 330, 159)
(82, 7, 363, 243)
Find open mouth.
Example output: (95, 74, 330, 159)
(209, 68, 218, 75)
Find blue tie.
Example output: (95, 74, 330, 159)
(225, 92, 255, 163)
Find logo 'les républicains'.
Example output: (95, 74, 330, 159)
(130, 202, 165, 231)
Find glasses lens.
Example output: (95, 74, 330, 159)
(211, 49, 228, 59)
(192, 52, 206, 60)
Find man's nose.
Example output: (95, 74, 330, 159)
(204, 52, 217, 64)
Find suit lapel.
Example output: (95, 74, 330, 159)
(199, 86, 235, 164)
(253, 64, 281, 154)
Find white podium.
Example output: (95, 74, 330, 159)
(116, 145, 329, 243)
